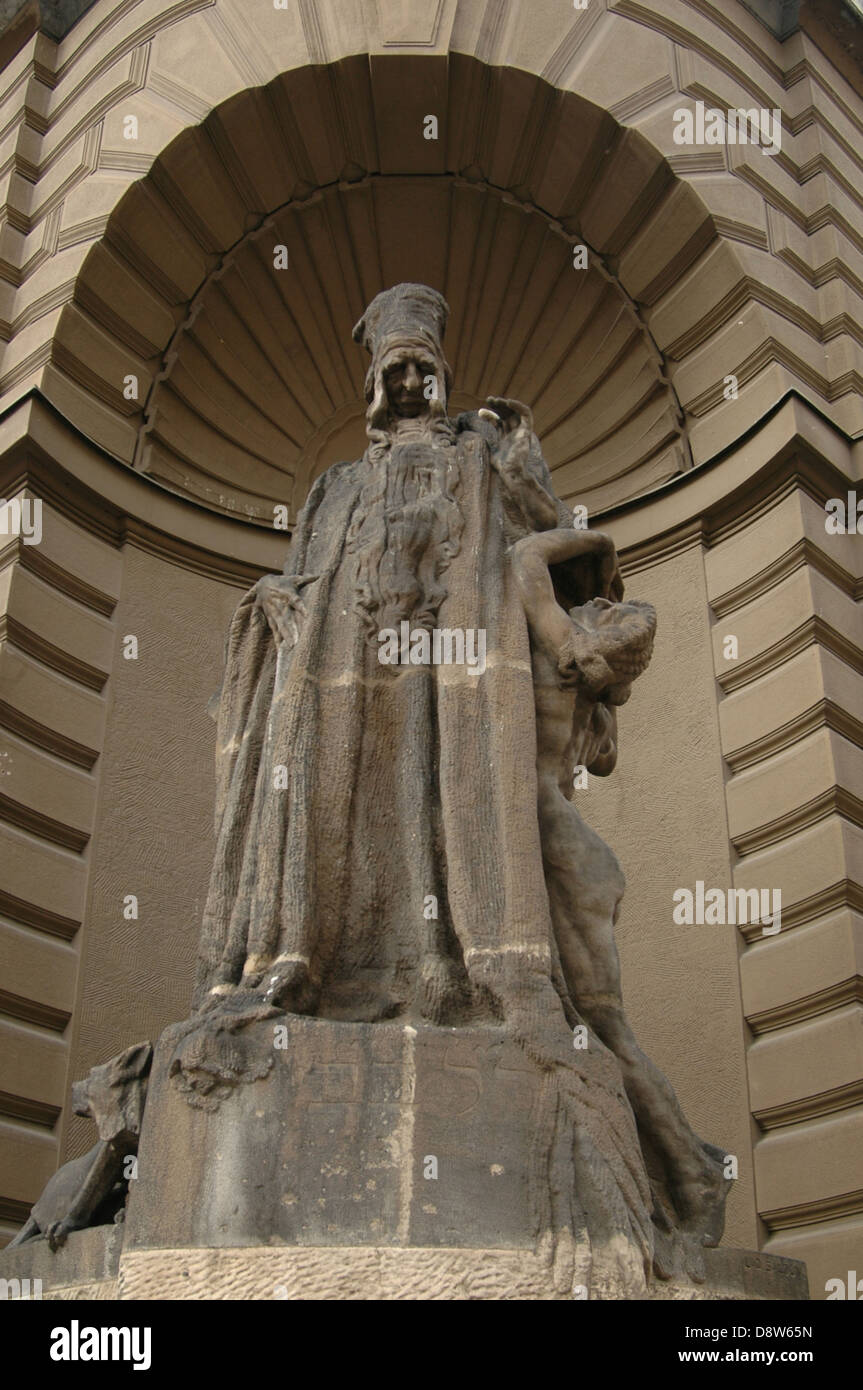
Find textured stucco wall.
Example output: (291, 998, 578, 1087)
(62, 545, 246, 1161)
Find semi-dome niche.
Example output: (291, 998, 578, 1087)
(47, 56, 722, 526)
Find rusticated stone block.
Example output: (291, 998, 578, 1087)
(114, 1242, 809, 1301)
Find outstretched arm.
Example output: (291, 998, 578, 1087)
(511, 527, 618, 663)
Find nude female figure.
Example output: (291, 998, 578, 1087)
(511, 526, 728, 1253)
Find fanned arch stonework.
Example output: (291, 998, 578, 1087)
(127, 171, 690, 521)
(2, 0, 856, 524)
(51, 56, 710, 523)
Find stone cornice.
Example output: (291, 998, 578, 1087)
(0, 986, 70, 1032)
(710, 538, 862, 617)
(0, 612, 107, 690)
(717, 615, 863, 693)
(0, 392, 288, 585)
(747, 974, 863, 1032)
(725, 698, 863, 772)
(739, 878, 863, 941)
(0, 884, 79, 938)
(760, 1186, 863, 1230)
(613, 392, 861, 569)
(753, 1076, 863, 1130)
(0, 696, 98, 767)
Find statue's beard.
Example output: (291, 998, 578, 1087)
(346, 433, 463, 636)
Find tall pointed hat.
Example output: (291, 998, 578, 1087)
(352, 283, 452, 398)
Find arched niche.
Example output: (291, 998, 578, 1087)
(49, 55, 753, 525)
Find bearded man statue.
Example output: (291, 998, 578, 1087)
(176, 282, 728, 1293)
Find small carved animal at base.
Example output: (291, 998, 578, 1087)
(8, 1041, 152, 1252)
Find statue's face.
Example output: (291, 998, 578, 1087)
(383, 350, 439, 418)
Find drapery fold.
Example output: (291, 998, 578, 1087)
(195, 434, 568, 1023)
(188, 426, 655, 1289)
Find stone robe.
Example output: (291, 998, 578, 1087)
(192, 415, 655, 1287)
(196, 418, 594, 1019)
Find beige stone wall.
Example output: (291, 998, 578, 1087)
(0, 482, 120, 1240)
(588, 540, 759, 1251)
(61, 544, 244, 1160)
(705, 473, 863, 1299)
(1, 0, 861, 1296)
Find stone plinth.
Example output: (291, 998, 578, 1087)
(105, 1015, 808, 1300)
(0, 1016, 810, 1300)
(125, 1017, 540, 1254)
(114, 1242, 808, 1301)
(0, 1225, 808, 1301)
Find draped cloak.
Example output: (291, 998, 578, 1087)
(195, 421, 590, 1021)
(191, 418, 656, 1286)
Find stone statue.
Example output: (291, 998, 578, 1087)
(165, 283, 729, 1293)
(9, 1043, 151, 1251)
(512, 530, 728, 1264)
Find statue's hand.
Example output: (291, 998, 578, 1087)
(480, 397, 534, 479)
(480, 397, 562, 530)
(254, 574, 316, 646)
(480, 396, 534, 438)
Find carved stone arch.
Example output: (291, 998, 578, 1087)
(2, 0, 862, 1289)
(6, 0, 858, 513)
(47, 55, 763, 523)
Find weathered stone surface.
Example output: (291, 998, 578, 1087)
(7, 1042, 151, 1252)
(167, 283, 731, 1292)
(0, 1224, 122, 1300)
(0, 2, 860, 1291)
(0, 284, 811, 1299)
(126, 1018, 549, 1255)
(113, 1244, 807, 1302)
(0, 1223, 808, 1301)
(117, 1016, 809, 1301)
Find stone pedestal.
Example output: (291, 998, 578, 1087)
(0, 1227, 809, 1301)
(0, 1225, 123, 1300)
(125, 1017, 542, 1254)
(107, 1016, 808, 1301)
(114, 1241, 809, 1301)
(0, 1016, 809, 1300)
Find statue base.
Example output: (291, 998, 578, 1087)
(1, 1016, 809, 1300)
(0, 1224, 123, 1300)
(115, 1242, 807, 1301)
(0, 1229, 808, 1301)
